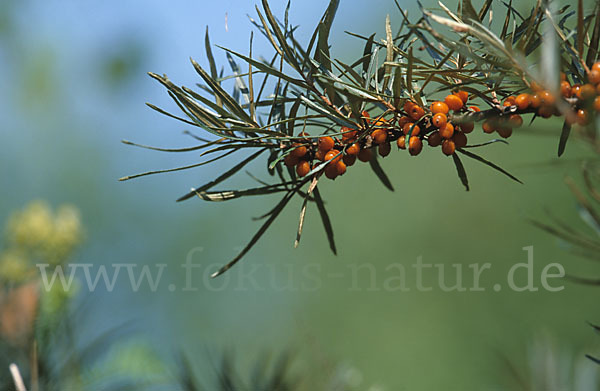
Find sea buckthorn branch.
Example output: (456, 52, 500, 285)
(122, 0, 600, 276)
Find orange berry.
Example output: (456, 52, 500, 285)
(428, 131, 442, 147)
(296, 160, 311, 177)
(318, 136, 335, 152)
(315, 149, 326, 161)
(346, 143, 360, 156)
(530, 94, 542, 108)
(441, 139, 455, 156)
(502, 101, 513, 107)
(371, 128, 388, 144)
(403, 100, 415, 114)
(453, 131, 467, 148)
(445, 94, 464, 111)
(431, 101, 449, 115)
(372, 117, 388, 127)
(432, 113, 448, 128)
(460, 122, 474, 134)
(297, 131, 310, 141)
(403, 122, 421, 136)
(592, 62, 600, 74)
(468, 106, 481, 112)
(538, 105, 554, 118)
(378, 142, 391, 157)
(560, 81, 572, 98)
(336, 161, 347, 176)
(578, 84, 596, 100)
(324, 164, 338, 180)
(539, 91, 555, 106)
(397, 135, 406, 150)
(343, 154, 357, 166)
(589, 70, 600, 85)
(341, 126, 357, 141)
(571, 84, 582, 98)
(504, 96, 516, 105)
(324, 149, 342, 164)
(397, 116, 411, 128)
(439, 122, 454, 139)
(291, 145, 307, 158)
(456, 90, 469, 104)
(361, 110, 371, 123)
(508, 114, 523, 128)
(576, 109, 590, 126)
(497, 126, 513, 138)
(357, 147, 372, 162)
(515, 93, 532, 110)
(284, 154, 300, 167)
(597, 83, 600, 94)
(482, 120, 495, 134)
(409, 105, 425, 121)
(594, 96, 600, 112)
(408, 136, 423, 156)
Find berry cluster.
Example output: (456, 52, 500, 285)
(281, 90, 475, 180)
(282, 62, 600, 181)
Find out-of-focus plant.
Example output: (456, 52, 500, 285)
(0, 202, 170, 391)
(0, 200, 83, 389)
(174, 351, 382, 391)
(0, 201, 82, 345)
(122, 0, 600, 277)
(502, 334, 599, 390)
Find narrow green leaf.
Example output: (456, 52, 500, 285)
(217, 46, 306, 90)
(313, 187, 337, 255)
(316, 22, 335, 103)
(392, 65, 404, 108)
(287, 97, 302, 136)
(500, 0, 513, 41)
(406, 46, 413, 95)
(248, 31, 256, 123)
(225, 52, 250, 104)
(585, 6, 600, 67)
(145, 102, 200, 128)
(295, 195, 309, 248)
(254, 6, 284, 58)
(558, 120, 572, 157)
(295, 94, 356, 128)
(383, 14, 394, 91)
(461, 139, 509, 148)
(205, 27, 223, 108)
(261, 0, 300, 72)
(295, 177, 319, 248)
(211, 190, 296, 277)
(369, 155, 394, 191)
(119, 150, 236, 181)
(362, 33, 376, 75)
(457, 149, 523, 184)
(195, 183, 289, 202)
(477, 0, 493, 22)
(451, 153, 470, 191)
(181, 86, 235, 120)
(191, 58, 257, 126)
(121, 138, 219, 153)
(334, 59, 364, 86)
(177, 149, 266, 201)
(461, 0, 479, 24)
